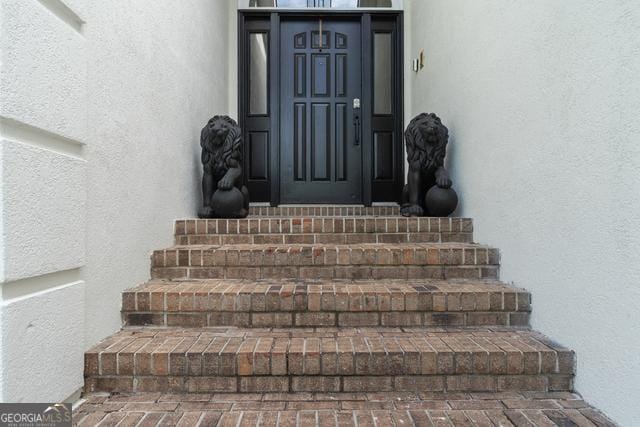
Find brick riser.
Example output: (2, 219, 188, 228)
(122, 280, 530, 328)
(125, 311, 529, 328)
(175, 217, 474, 245)
(176, 232, 473, 245)
(84, 328, 575, 394)
(150, 245, 500, 281)
(86, 374, 573, 394)
(152, 266, 499, 281)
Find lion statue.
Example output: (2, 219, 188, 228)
(401, 113, 455, 217)
(198, 115, 250, 218)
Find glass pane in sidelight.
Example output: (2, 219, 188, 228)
(373, 32, 392, 114)
(249, 32, 269, 115)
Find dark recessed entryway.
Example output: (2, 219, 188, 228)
(239, 10, 404, 206)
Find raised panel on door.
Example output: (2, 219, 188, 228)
(335, 54, 347, 97)
(294, 54, 306, 97)
(293, 103, 306, 181)
(311, 54, 330, 97)
(335, 103, 347, 181)
(311, 103, 331, 181)
(373, 131, 393, 180)
(248, 132, 269, 180)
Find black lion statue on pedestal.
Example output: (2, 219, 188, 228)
(198, 115, 249, 218)
(401, 113, 457, 217)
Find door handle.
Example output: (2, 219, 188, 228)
(353, 98, 361, 146)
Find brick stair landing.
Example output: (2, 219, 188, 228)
(122, 279, 531, 328)
(84, 326, 574, 394)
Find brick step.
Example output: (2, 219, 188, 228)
(248, 205, 400, 217)
(84, 327, 575, 394)
(175, 217, 473, 245)
(151, 243, 500, 281)
(122, 279, 530, 328)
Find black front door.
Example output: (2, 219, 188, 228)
(280, 18, 362, 203)
(240, 12, 404, 205)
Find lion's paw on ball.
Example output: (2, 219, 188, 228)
(425, 186, 458, 217)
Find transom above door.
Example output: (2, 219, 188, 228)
(239, 11, 404, 206)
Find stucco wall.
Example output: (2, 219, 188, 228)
(0, 0, 232, 402)
(407, 0, 640, 423)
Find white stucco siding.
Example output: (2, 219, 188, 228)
(0, 0, 87, 144)
(82, 0, 233, 351)
(1, 281, 85, 403)
(0, 0, 87, 284)
(0, 0, 233, 403)
(407, 0, 640, 423)
(0, 0, 89, 403)
(0, 140, 86, 282)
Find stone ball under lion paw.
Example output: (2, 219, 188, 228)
(425, 186, 458, 217)
(212, 187, 245, 218)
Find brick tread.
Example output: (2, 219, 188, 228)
(85, 327, 574, 394)
(122, 279, 530, 328)
(73, 391, 616, 427)
(175, 216, 472, 236)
